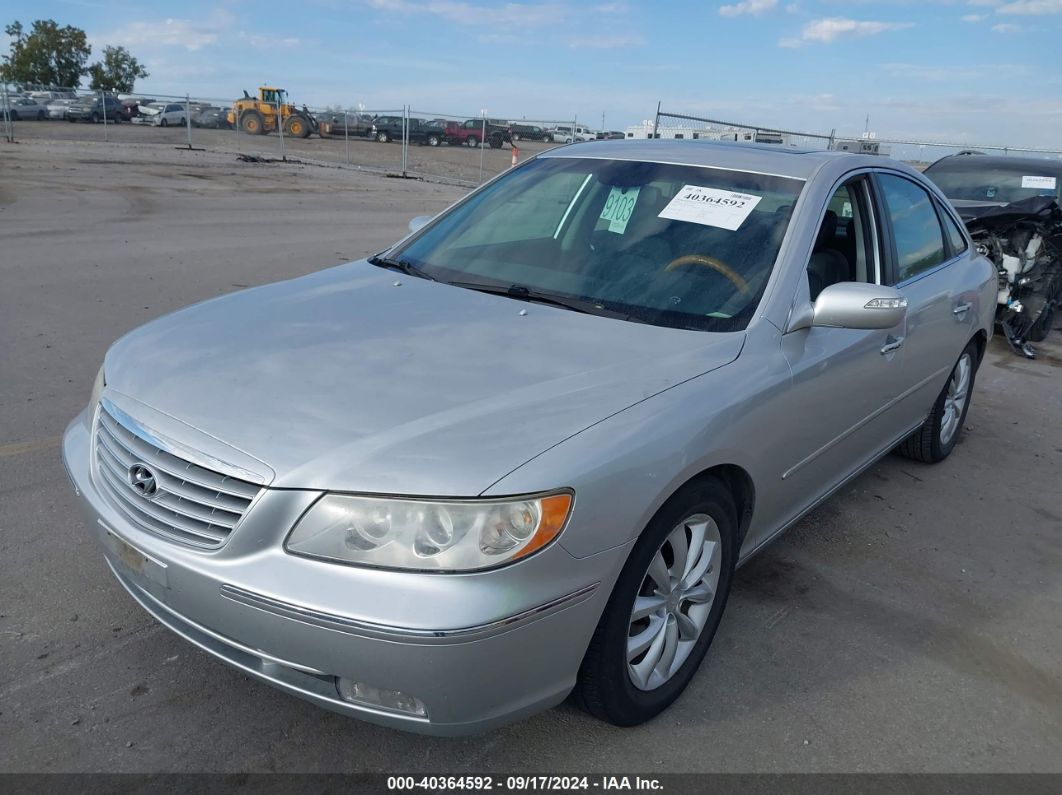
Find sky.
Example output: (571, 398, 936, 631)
(2, 0, 1060, 148)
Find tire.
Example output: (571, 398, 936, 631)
(285, 115, 311, 138)
(897, 340, 979, 464)
(512, 133, 521, 142)
(376, 131, 391, 143)
(178, 117, 184, 126)
(574, 477, 738, 726)
(113, 116, 120, 125)
(10, 111, 19, 121)
(37, 110, 45, 120)
(90, 112, 99, 124)
(488, 134, 503, 149)
(467, 135, 479, 148)
(544, 134, 552, 143)
(427, 134, 440, 147)
(240, 110, 265, 135)
(160, 118, 168, 127)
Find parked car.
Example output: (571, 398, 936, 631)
(368, 115, 431, 144)
(63, 140, 994, 736)
(66, 95, 124, 123)
(29, 90, 69, 103)
(443, 118, 512, 148)
(551, 124, 595, 143)
(1, 96, 49, 120)
(132, 102, 188, 127)
(192, 107, 232, 129)
(46, 99, 76, 120)
(511, 123, 551, 142)
(318, 112, 374, 139)
(597, 131, 626, 140)
(924, 153, 1062, 354)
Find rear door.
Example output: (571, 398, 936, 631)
(872, 171, 973, 429)
(778, 172, 910, 509)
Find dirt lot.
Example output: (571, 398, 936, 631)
(1, 137, 1061, 774)
(5, 117, 557, 185)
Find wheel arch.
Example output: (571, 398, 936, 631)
(970, 328, 988, 367)
(682, 464, 755, 547)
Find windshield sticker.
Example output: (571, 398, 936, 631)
(600, 186, 641, 234)
(658, 186, 762, 231)
(1021, 175, 1057, 190)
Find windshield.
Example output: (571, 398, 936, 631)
(926, 162, 1061, 204)
(391, 157, 803, 331)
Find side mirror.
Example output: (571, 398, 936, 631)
(809, 282, 907, 330)
(789, 282, 907, 332)
(408, 215, 432, 234)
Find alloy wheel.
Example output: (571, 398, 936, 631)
(939, 352, 972, 446)
(627, 513, 721, 691)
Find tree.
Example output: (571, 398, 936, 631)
(87, 46, 148, 93)
(1, 19, 91, 88)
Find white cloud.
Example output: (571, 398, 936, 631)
(961, 13, 987, 20)
(98, 18, 220, 51)
(991, 21, 1023, 29)
(780, 17, 914, 46)
(996, 0, 1062, 13)
(237, 32, 304, 49)
(719, 0, 778, 17)
(364, 0, 567, 28)
(567, 34, 644, 48)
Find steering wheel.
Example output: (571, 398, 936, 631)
(664, 254, 750, 296)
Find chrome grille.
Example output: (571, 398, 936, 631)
(93, 406, 261, 549)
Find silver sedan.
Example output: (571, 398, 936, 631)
(62, 140, 995, 735)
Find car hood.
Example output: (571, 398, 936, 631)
(104, 261, 744, 495)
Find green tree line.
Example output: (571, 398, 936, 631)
(2, 19, 148, 92)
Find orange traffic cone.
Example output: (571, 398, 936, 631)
(511, 146, 519, 167)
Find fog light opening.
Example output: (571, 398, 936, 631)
(335, 677, 427, 717)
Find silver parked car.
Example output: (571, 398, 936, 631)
(63, 141, 995, 735)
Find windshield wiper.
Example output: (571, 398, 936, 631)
(445, 280, 633, 321)
(368, 254, 436, 281)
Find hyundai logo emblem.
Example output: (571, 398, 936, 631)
(128, 463, 160, 499)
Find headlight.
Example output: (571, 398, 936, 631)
(286, 492, 573, 572)
(90, 364, 106, 409)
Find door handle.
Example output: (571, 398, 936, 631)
(880, 335, 905, 355)
(953, 301, 972, 318)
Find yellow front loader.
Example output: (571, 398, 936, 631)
(227, 86, 316, 138)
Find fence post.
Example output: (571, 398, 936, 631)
(1, 82, 12, 143)
(185, 93, 193, 148)
(402, 104, 409, 177)
(344, 109, 350, 166)
(234, 95, 240, 152)
(652, 101, 660, 140)
(277, 95, 286, 161)
(478, 110, 487, 184)
(100, 89, 108, 142)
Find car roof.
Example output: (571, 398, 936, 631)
(539, 139, 880, 180)
(926, 153, 1062, 174)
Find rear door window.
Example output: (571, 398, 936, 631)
(877, 173, 948, 282)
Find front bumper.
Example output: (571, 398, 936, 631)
(62, 409, 626, 735)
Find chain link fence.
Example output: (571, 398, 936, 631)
(652, 108, 1062, 168)
(1, 82, 597, 186)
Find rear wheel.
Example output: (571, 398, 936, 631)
(897, 340, 978, 463)
(574, 477, 737, 726)
(240, 110, 265, 135)
(426, 133, 441, 147)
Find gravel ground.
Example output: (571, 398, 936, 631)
(3, 117, 559, 185)
(1, 138, 1061, 774)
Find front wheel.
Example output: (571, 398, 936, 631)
(466, 135, 479, 148)
(426, 134, 440, 147)
(897, 340, 979, 463)
(574, 477, 737, 726)
(160, 118, 168, 127)
(376, 131, 391, 143)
